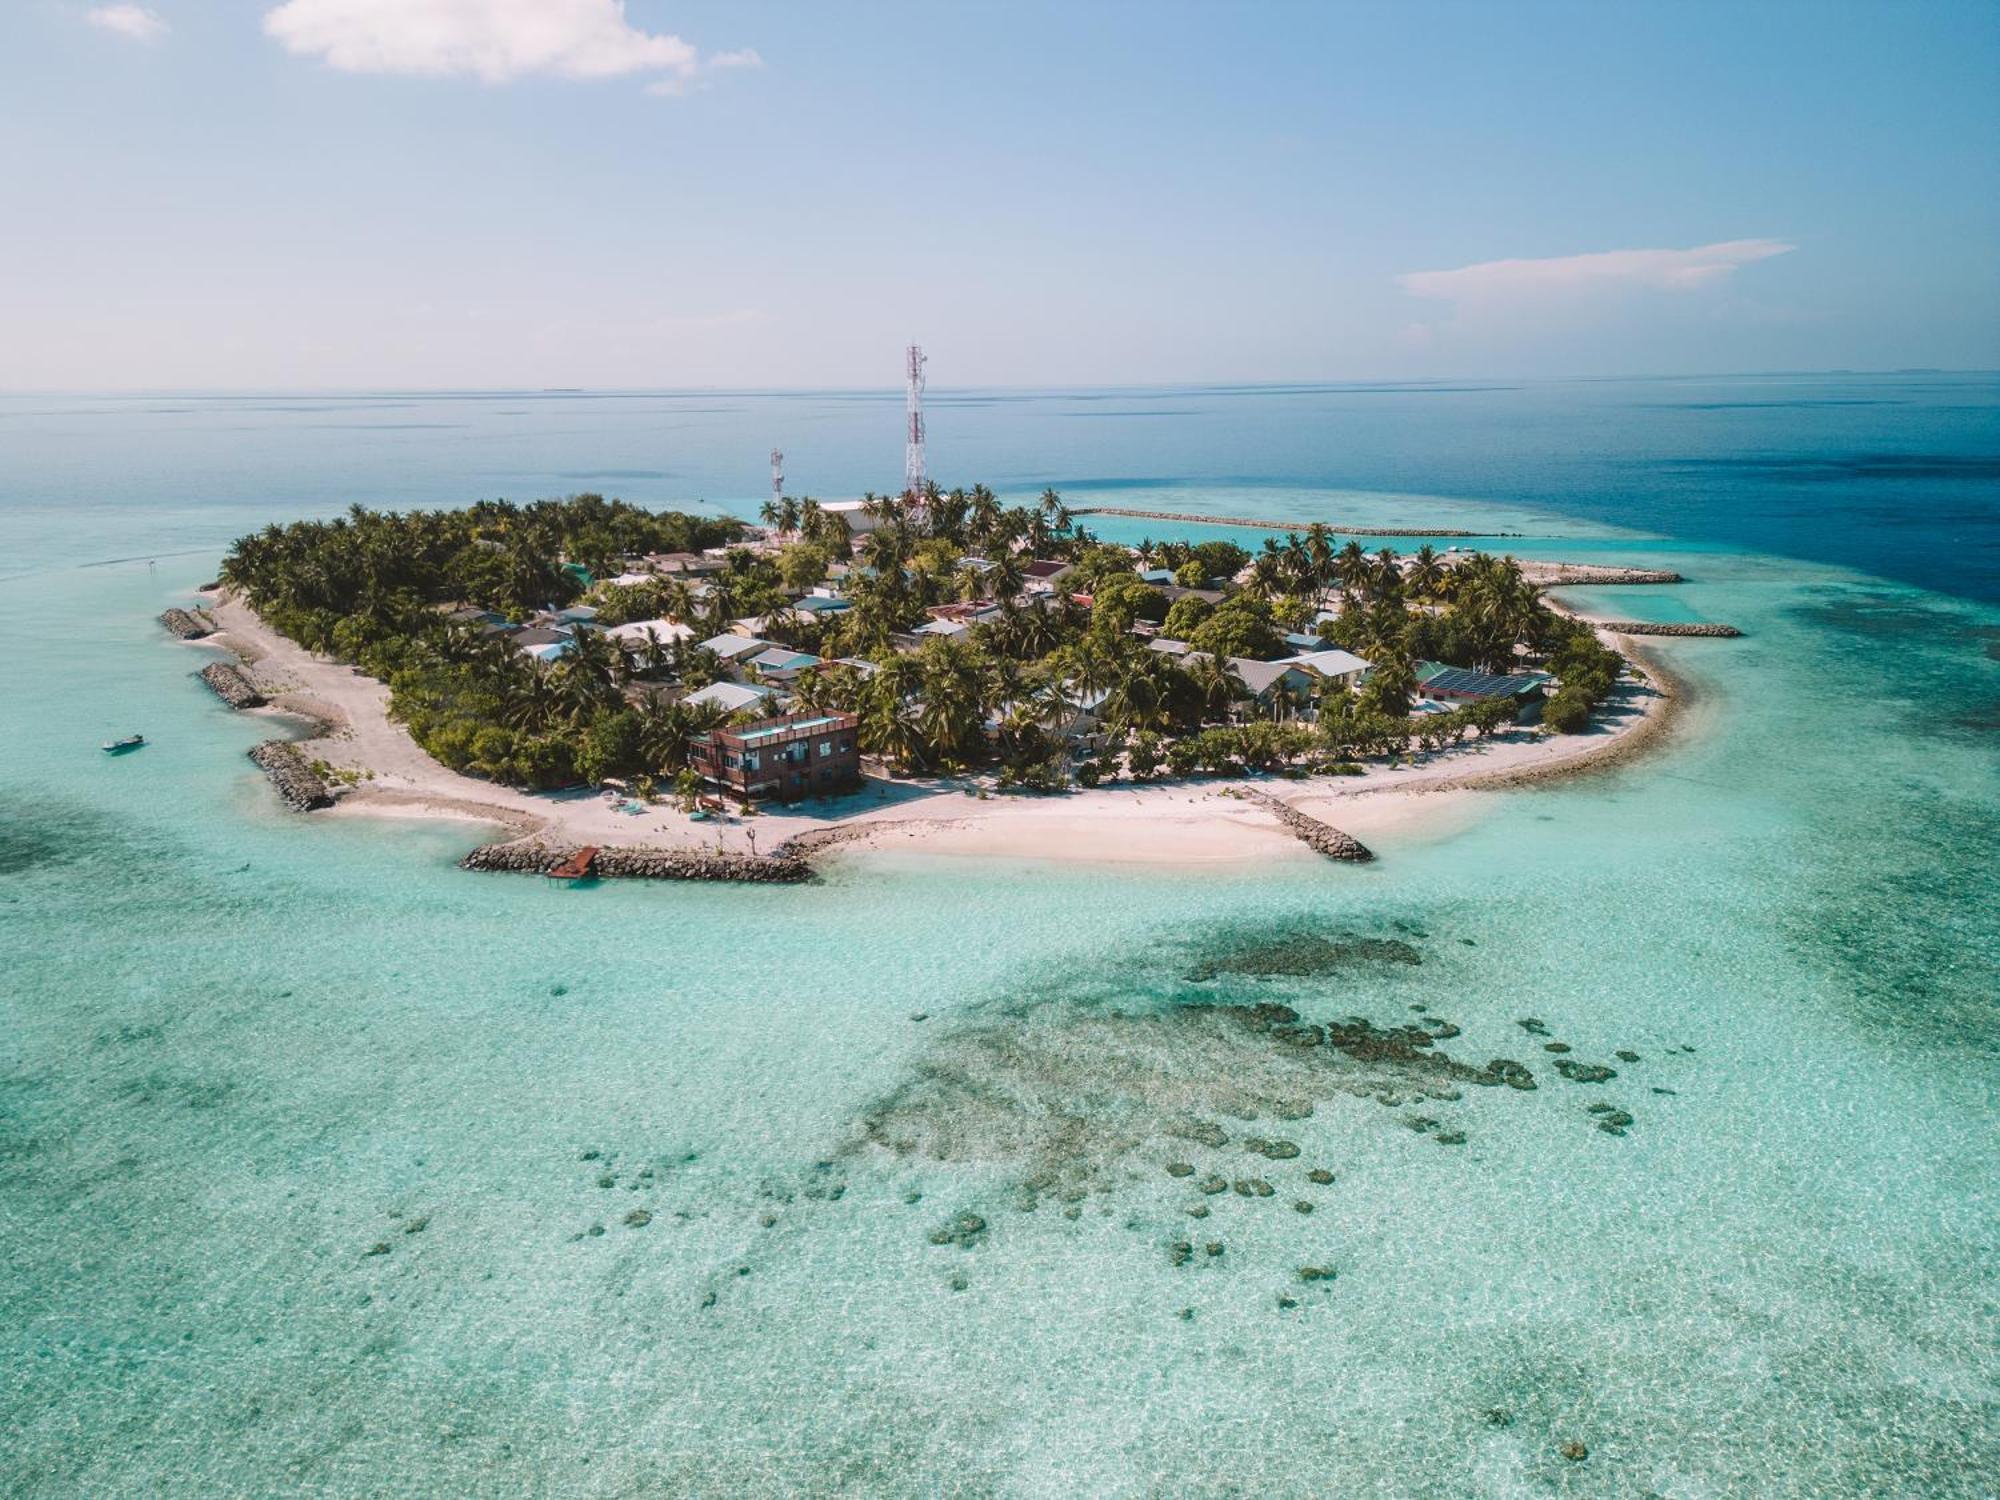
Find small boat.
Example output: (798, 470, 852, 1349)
(102, 734, 146, 754)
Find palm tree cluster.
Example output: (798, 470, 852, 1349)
(220, 496, 740, 788)
(224, 482, 1625, 798)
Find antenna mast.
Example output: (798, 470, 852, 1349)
(904, 344, 927, 505)
(769, 447, 784, 527)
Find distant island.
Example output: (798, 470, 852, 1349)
(186, 486, 1672, 874)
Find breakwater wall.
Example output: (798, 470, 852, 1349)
(1597, 621, 1742, 638)
(1525, 564, 1684, 585)
(160, 607, 217, 639)
(248, 740, 333, 811)
(1244, 791, 1374, 862)
(199, 661, 266, 708)
(460, 841, 814, 883)
(1070, 507, 1509, 538)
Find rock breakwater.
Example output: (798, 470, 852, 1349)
(1070, 506, 1508, 538)
(160, 607, 217, 639)
(1244, 792, 1374, 862)
(248, 740, 332, 811)
(1521, 563, 1684, 586)
(460, 841, 814, 883)
(1597, 621, 1742, 638)
(198, 661, 265, 708)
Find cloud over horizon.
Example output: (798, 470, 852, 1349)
(86, 5, 169, 44)
(1399, 239, 1796, 303)
(262, 0, 755, 89)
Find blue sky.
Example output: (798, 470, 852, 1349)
(4, 0, 1996, 388)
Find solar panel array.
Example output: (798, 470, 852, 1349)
(1418, 665, 1545, 698)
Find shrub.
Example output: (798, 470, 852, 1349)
(1542, 688, 1592, 734)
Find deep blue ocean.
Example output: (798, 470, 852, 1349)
(4, 372, 1997, 602)
(1, 375, 1996, 1496)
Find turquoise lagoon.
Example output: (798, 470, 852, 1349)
(1, 379, 1996, 1495)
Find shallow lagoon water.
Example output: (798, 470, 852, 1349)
(2, 381, 1997, 1495)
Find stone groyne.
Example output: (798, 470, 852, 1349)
(1069, 507, 1511, 538)
(1244, 791, 1374, 862)
(460, 841, 814, 884)
(198, 661, 266, 708)
(248, 740, 333, 811)
(1597, 621, 1742, 638)
(160, 607, 217, 639)
(1521, 564, 1684, 586)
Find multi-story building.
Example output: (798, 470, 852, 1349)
(687, 712, 861, 802)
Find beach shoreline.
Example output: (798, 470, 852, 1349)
(192, 589, 1686, 872)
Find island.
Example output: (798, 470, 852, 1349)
(183, 486, 1684, 876)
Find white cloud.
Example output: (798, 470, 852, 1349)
(1399, 239, 1795, 303)
(87, 5, 170, 43)
(262, 0, 755, 88)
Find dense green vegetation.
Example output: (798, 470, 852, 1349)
(220, 487, 1624, 795)
(222, 496, 741, 787)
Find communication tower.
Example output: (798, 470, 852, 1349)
(904, 344, 927, 504)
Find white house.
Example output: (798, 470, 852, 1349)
(1285, 648, 1372, 690)
(684, 681, 773, 714)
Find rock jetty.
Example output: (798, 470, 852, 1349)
(460, 841, 814, 883)
(248, 740, 332, 811)
(1245, 791, 1374, 862)
(1596, 621, 1742, 638)
(1070, 506, 1508, 538)
(160, 607, 216, 639)
(198, 661, 265, 708)
(1520, 563, 1683, 586)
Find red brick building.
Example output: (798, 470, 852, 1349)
(688, 712, 861, 802)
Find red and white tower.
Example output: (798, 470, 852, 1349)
(903, 344, 927, 504)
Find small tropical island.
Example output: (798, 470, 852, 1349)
(190, 485, 1676, 876)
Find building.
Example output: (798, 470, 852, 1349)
(747, 647, 822, 684)
(689, 712, 861, 801)
(1022, 559, 1074, 593)
(606, 618, 693, 646)
(699, 633, 772, 672)
(1286, 648, 1372, 690)
(682, 680, 773, 714)
(1415, 662, 1549, 702)
(817, 499, 883, 535)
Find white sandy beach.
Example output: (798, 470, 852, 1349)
(199, 590, 1680, 868)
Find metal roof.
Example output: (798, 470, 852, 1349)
(1416, 663, 1547, 698)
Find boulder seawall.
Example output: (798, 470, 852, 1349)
(1244, 791, 1374, 862)
(161, 607, 217, 639)
(199, 661, 266, 708)
(248, 740, 333, 811)
(1071, 506, 1507, 538)
(1597, 622, 1742, 638)
(1523, 564, 1684, 586)
(461, 841, 814, 883)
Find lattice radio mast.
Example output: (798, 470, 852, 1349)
(904, 344, 927, 505)
(769, 447, 784, 526)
